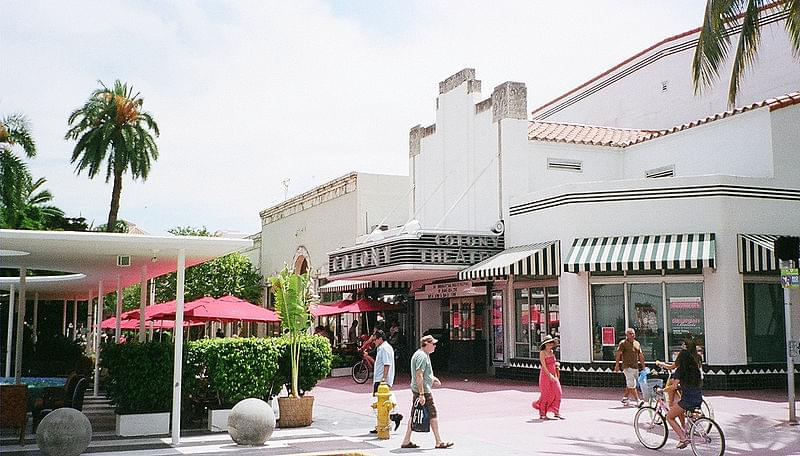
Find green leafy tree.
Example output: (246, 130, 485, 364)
(1, 114, 37, 228)
(149, 226, 262, 303)
(14, 175, 65, 229)
(94, 219, 130, 233)
(693, 1, 800, 106)
(65, 80, 159, 232)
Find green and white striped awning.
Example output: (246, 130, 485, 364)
(318, 280, 409, 293)
(458, 241, 560, 280)
(564, 233, 715, 273)
(738, 234, 779, 273)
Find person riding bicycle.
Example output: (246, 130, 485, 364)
(663, 336, 704, 450)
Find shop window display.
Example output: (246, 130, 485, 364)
(744, 282, 786, 363)
(514, 286, 560, 359)
(627, 283, 665, 362)
(591, 284, 625, 361)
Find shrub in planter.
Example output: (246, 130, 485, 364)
(184, 337, 283, 410)
(101, 342, 173, 414)
(276, 334, 332, 395)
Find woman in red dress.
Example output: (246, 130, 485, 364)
(532, 335, 563, 420)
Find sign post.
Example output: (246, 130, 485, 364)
(776, 236, 799, 425)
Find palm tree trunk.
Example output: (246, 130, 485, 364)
(107, 169, 123, 232)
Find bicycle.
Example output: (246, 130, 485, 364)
(646, 363, 714, 423)
(634, 385, 725, 456)
(352, 341, 375, 384)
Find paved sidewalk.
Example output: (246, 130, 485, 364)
(1, 374, 797, 455)
(312, 374, 800, 456)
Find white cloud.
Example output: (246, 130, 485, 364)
(1, 0, 707, 234)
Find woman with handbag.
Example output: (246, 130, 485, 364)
(532, 335, 564, 420)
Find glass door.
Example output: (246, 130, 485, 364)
(514, 286, 560, 359)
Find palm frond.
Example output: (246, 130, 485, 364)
(786, 0, 800, 57)
(0, 114, 37, 158)
(692, 0, 741, 94)
(727, 0, 768, 106)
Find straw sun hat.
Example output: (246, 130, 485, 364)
(539, 335, 559, 349)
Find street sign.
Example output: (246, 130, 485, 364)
(781, 268, 800, 289)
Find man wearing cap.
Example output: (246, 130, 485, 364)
(370, 330, 403, 433)
(400, 334, 454, 449)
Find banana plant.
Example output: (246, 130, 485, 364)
(269, 267, 312, 398)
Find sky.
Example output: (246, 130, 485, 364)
(1, 0, 708, 236)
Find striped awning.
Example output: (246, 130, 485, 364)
(458, 241, 560, 280)
(564, 233, 715, 273)
(318, 280, 409, 293)
(738, 234, 779, 273)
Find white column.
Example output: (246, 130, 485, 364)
(14, 269, 27, 383)
(139, 267, 147, 342)
(5, 284, 14, 378)
(72, 296, 78, 340)
(32, 292, 38, 344)
(62, 299, 68, 336)
(86, 289, 93, 354)
(93, 281, 103, 397)
(171, 249, 186, 445)
(114, 275, 122, 342)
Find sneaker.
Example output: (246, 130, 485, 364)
(676, 439, 690, 449)
(369, 429, 378, 434)
(621, 397, 629, 405)
(391, 413, 403, 431)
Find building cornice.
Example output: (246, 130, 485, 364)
(259, 172, 358, 225)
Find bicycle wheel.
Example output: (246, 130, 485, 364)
(634, 406, 668, 450)
(700, 399, 714, 420)
(352, 361, 369, 384)
(689, 417, 725, 456)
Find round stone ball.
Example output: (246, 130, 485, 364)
(36, 408, 92, 456)
(228, 398, 276, 445)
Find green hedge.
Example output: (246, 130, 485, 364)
(101, 335, 332, 414)
(101, 342, 174, 414)
(276, 334, 332, 395)
(185, 337, 282, 409)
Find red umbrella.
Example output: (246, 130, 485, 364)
(149, 295, 279, 323)
(101, 317, 203, 330)
(310, 301, 349, 317)
(184, 295, 279, 323)
(337, 297, 401, 313)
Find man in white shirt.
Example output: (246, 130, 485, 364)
(370, 330, 402, 433)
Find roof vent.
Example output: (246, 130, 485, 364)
(646, 165, 674, 178)
(117, 255, 131, 267)
(547, 158, 583, 172)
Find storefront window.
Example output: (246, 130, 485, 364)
(591, 284, 625, 361)
(744, 282, 786, 363)
(628, 283, 665, 362)
(515, 289, 530, 358)
(492, 291, 504, 362)
(666, 283, 705, 362)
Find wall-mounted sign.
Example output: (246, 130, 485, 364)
(329, 232, 504, 275)
(781, 268, 799, 289)
(414, 280, 487, 300)
(668, 297, 704, 335)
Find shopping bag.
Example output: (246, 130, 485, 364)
(410, 398, 430, 432)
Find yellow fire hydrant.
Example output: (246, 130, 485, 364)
(371, 382, 394, 439)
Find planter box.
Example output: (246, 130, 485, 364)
(115, 412, 170, 436)
(278, 396, 314, 428)
(330, 367, 351, 378)
(208, 409, 232, 432)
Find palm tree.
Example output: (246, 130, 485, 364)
(1, 114, 38, 227)
(692, 1, 800, 107)
(16, 175, 65, 230)
(65, 80, 159, 232)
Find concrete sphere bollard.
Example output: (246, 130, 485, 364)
(36, 408, 92, 456)
(228, 398, 276, 445)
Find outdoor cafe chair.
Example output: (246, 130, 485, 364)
(0, 384, 28, 444)
(33, 377, 87, 433)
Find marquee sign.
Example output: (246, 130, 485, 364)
(414, 280, 487, 300)
(328, 232, 504, 276)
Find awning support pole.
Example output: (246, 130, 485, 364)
(14, 269, 27, 383)
(93, 281, 103, 397)
(115, 275, 122, 342)
(139, 266, 147, 342)
(171, 248, 186, 445)
(5, 284, 14, 378)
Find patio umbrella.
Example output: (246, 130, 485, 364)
(149, 295, 279, 323)
(184, 295, 279, 323)
(310, 301, 350, 317)
(336, 297, 401, 313)
(100, 316, 203, 330)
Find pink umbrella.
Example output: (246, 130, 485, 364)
(101, 317, 203, 330)
(310, 302, 348, 317)
(336, 297, 401, 313)
(150, 295, 279, 323)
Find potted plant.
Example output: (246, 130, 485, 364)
(270, 267, 315, 427)
(101, 342, 172, 436)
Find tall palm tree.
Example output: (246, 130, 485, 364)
(65, 80, 159, 232)
(692, 0, 800, 107)
(16, 175, 65, 230)
(1, 114, 38, 227)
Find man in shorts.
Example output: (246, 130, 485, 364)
(369, 330, 402, 433)
(399, 335, 453, 449)
(614, 328, 645, 407)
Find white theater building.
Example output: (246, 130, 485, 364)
(328, 9, 799, 387)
